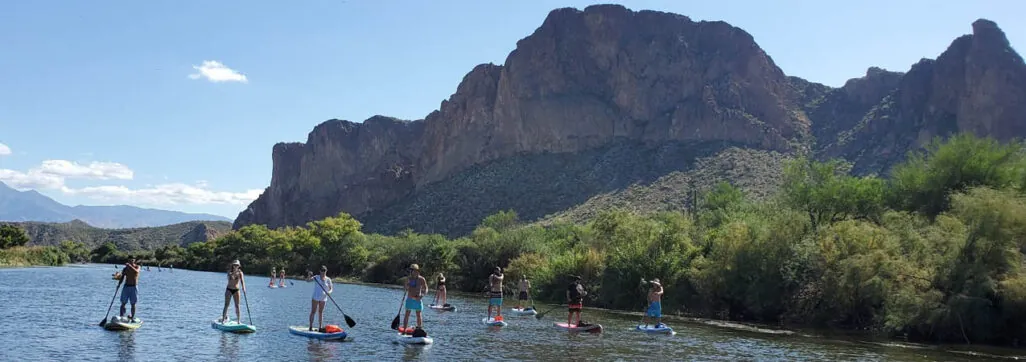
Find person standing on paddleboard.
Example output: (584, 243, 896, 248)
(278, 268, 286, 287)
(220, 260, 247, 323)
(517, 275, 531, 310)
(567, 275, 587, 326)
(307, 265, 334, 331)
(486, 267, 504, 321)
(118, 259, 141, 320)
(269, 266, 277, 287)
(641, 278, 664, 327)
(402, 264, 428, 332)
(434, 273, 447, 306)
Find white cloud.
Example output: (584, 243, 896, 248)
(0, 143, 10, 156)
(188, 60, 248, 83)
(0, 159, 260, 207)
(63, 184, 262, 206)
(37, 160, 133, 180)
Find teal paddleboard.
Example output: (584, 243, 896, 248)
(212, 319, 256, 333)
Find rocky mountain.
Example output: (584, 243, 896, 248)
(7, 219, 232, 251)
(0, 181, 233, 228)
(236, 5, 1026, 237)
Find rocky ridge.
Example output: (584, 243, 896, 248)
(236, 6, 1026, 236)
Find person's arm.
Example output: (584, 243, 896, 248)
(420, 277, 428, 297)
(657, 285, 663, 296)
(327, 278, 333, 294)
(129, 263, 140, 273)
(240, 271, 247, 292)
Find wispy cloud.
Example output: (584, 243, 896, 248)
(0, 160, 260, 206)
(0, 160, 131, 189)
(0, 142, 10, 156)
(63, 184, 262, 206)
(188, 60, 248, 83)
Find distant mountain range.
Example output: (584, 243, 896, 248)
(0, 181, 233, 228)
(8, 219, 232, 251)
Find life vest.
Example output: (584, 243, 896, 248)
(324, 324, 342, 333)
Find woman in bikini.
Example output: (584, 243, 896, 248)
(433, 273, 447, 306)
(220, 260, 246, 323)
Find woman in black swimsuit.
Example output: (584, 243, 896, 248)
(435, 273, 447, 306)
(220, 260, 246, 323)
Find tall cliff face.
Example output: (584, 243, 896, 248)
(808, 19, 1026, 174)
(236, 7, 1026, 235)
(235, 4, 811, 231)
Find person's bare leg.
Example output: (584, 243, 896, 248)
(416, 310, 422, 328)
(308, 300, 316, 330)
(317, 301, 325, 329)
(222, 291, 231, 321)
(402, 310, 411, 331)
(130, 303, 136, 319)
(233, 292, 241, 322)
(120, 302, 126, 317)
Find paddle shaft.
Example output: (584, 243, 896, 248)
(536, 304, 562, 319)
(100, 281, 123, 325)
(242, 280, 253, 326)
(313, 276, 355, 328)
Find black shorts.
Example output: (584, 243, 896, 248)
(518, 291, 528, 300)
(226, 287, 239, 295)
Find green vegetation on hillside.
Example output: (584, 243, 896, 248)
(0, 224, 73, 267)
(11, 220, 232, 251)
(169, 133, 1026, 346)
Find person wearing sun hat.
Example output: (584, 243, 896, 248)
(401, 263, 428, 333)
(641, 278, 664, 327)
(220, 259, 246, 323)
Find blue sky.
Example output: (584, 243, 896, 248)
(0, 0, 1022, 219)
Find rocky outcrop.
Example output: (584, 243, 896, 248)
(236, 6, 1026, 235)
(235, 4, 811, 231)
(809, 19, 1026, 174)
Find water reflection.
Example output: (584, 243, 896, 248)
(401, 343, 431, 361)
(305, 339, 339, 361)
(117, 331, 136, 362)
(217, 332, 239, 360)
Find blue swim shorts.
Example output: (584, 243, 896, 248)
(646, 301, 661, 317)
(405, 298, 423, 311)
(121, 285, 138, 305)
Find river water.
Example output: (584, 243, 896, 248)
(1, 264, 1022, 361)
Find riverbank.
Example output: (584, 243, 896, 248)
(0, 246, 68, 267)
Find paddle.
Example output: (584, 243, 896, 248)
(242, 283, 253, 326)
(99, 280, 123, 326)
(535, 304, 562, 319)
(390, 295, 406, 330)
(312, 276, 356, 328)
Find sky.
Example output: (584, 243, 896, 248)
(0, 0, 1023, 220)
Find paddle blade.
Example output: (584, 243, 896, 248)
(344, 314, 357, 328)
(98, 319, 106, 327)
(390, 314, 400, 330)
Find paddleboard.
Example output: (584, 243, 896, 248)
(267, 285, 278, 289)
(510, 307, 537, 316)
(288, 326, 347, 340)
(211, 319, 257, 333)
(103, 316, 143, 331)
(553, 321, 602, 333)
(428, 304, 457, 312)
(635, 324, 675, 335)
(395, 331, 433, 345)
(482, 317, 508, 327)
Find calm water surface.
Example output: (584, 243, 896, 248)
(1, 264, 1023, 361)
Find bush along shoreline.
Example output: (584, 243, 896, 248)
(0, 224, 90, 267)
(16, 132, 1026, 347)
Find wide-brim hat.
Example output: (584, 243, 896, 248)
(409, 264, 420, 271)
(232, 260, 241, 266)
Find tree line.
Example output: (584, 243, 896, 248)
(7, 133, 1026, 346)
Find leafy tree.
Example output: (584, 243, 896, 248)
(0, 224, 31, 249)
(889, 133, 1025, 217)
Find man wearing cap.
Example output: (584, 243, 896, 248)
(402, 264, 428, 332)
(220, 260, 247, 323)
(487, 267, 505, 321)
(641, 278, 664, 327)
